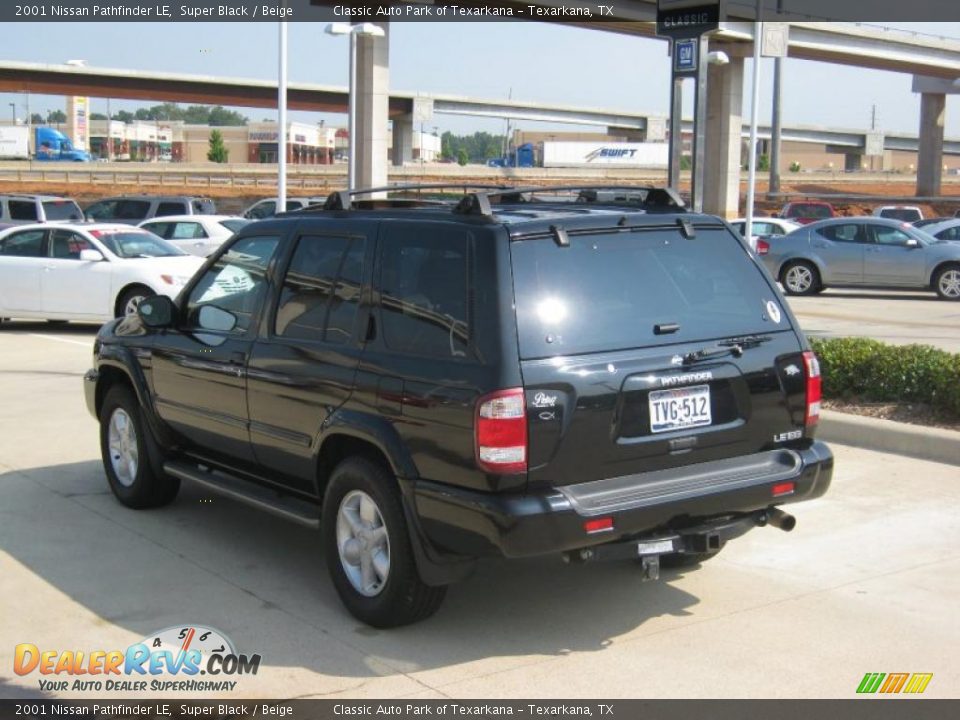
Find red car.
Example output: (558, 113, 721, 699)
(779, 201, 836, 225)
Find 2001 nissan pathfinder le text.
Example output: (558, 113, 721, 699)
(84, 185, 834, 627)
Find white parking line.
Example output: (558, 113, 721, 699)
(26, 333, 93, 348)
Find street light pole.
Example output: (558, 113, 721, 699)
(8, 103, 15, 125)
(278, 20, 288, 208)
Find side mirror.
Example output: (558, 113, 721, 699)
(906, 238, 921, 249)
(79, 249, 105, 262)
(138, 295, 176, 328)
(198, 305, 237, 332)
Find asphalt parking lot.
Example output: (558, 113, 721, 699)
(1, 301, 958, 699)
(788, 288, 960, 352)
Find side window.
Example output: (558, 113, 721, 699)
(0, 229, 46, 257)
(115, 200, 151, 220)
(274, 234, 364, 343)
(817, 224, 864, 244)
(378, 227, 470, 358)
(171, 222, 207, 239)
(248, 201, 276, 219)
(143, 222, 172, 239)
(938, 227, 960, 241)
(872, 226, 912, 247)
(8, 200, 38, 221)
(85, 200, 118, 220)
(50, 230, 93, 259)
(156, 201, 187, 217)
(185, 235, 280, 334)
(284, 200, 303, 211)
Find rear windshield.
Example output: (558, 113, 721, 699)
(787, 204, 831, 218)
(42, 200, 84, 221)
(510, 228, 789, 359)
(879, 208, 921, 222)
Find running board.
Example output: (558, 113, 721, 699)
(164, 460, 320, 529)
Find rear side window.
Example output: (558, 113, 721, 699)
(115, 200, 151, 220)
(378, 226, 470, 358)
(511, 228, 786, 359)
(192, 199, 217, 215)
(817, 224, 865, 243)
(274, 234, 365, 344)
(8, 200, 38, 221)
(142, 222, 173, 239)
(0, 229, 45, 256)
(85, 200, 118, 220)
(42, 200, 83, 221)
(155, 201, 187, 217)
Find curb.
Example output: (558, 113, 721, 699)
(818, 409, 960, 467)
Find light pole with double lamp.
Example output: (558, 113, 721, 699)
(325, 22, 386, 190)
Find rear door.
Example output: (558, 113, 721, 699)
(42, 229, 112, 317)
(510, 224, 810, 489)
(810, 222, 869, 284)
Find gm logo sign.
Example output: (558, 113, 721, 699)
(857, 672, 933, 695)
(674, 38, 697, 72)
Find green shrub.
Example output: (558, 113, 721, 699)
(810, 337, 960, 420)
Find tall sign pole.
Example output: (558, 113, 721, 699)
(657, 0, 723, 213)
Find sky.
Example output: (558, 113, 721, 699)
(3, 21, 960, 138)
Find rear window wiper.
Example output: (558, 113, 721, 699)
(683, 335, 772, 365)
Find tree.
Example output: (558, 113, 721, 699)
(207, 130, 229, 163)
(207, 106, 248, 126)
(30, 113, 44, 124)
(46, 110, 67, 124)
(112, 110, 135, 123)
(457, 149, 468, 166)
(90, 113, 108, 121)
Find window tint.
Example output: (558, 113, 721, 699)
(246, 201, 275, 219)
(115, 200, 151, 220)
(220, 219, 249, 233)
(786, 203, 832, 218)
(872, 226, 913, 246)
(878, 208, 921, 222)
(8, 200, 38, 221)
(284, 200, 303, 211)
(50, 230, 93, 259)
(817, 224, 865, 244)
(186, 235, 280, 333)
(936, 226, 960, 241)
(193, 199, 216, 215)
(275, 235, 364, 343)
(155, 201, 187, 217)
(379, 226, 470, 358)
(0, 229, 45, 257)
(511, 228, 783, 359)
(42, 200, 83, 221)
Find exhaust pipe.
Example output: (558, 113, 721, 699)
(764, 507, 796, 532)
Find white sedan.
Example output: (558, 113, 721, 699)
(730, 217, 801, 251)
(0, 223, 205, 323)
(137, 215, 250, 257)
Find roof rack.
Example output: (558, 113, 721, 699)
(452, 185, 687, 217)
(321, 183, 517, 211)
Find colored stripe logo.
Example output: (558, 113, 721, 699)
(857, 672, 933, 694)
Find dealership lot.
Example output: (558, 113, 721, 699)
(1, 308, 958, 699)
(789, 288, 960, 352)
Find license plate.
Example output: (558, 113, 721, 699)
(636, 539, 675, 556)
(649, 384, 712, 433)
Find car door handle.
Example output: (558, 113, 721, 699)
(228, 351, 246, 366)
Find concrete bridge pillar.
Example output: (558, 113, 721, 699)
(355, 22, 390, 189)
(392, 113, 413, 166)
(703, 56, 744, 219)
(917, 92, 945, 197)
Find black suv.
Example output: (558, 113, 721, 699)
(84, 185, 833, 627)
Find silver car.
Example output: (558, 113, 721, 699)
(759, 217, 960, 301)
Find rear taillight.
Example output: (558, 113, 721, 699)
(803, 351, 821, 426)
(756, 239, 770, 255)
(475, 388, 527, 474)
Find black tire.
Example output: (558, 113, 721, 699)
(780, 261, 822, 296)
(933, 264, 960, 301)
(322, 457, 446, 628)
(116, 285, 153, 319)
(659, 549, 723, 569)
(99, 385, 179, 509)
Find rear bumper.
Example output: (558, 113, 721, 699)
(412, 441, 833, 559)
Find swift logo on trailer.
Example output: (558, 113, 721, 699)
(584, 147, 639, 162)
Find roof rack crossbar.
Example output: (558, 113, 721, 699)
(451, 185, 687, 217)
(322, 183, 518, 211)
